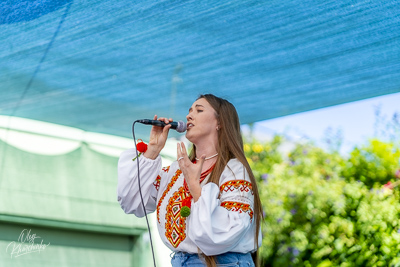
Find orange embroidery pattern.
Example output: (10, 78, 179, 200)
(153, 175, 161, 191)
(157, 169, 182, 223)
(162, 166, 170, 173)
(221, 201, 254, 221)
(165, 186, 190, 248)
(220, 180, 253, 195)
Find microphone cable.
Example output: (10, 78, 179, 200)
(132, 120, 157, 267)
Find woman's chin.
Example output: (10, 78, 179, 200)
(185, 132, 196, 144)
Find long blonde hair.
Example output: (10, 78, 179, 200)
(189, 94, 262, 267)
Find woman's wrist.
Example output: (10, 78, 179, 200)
(189, 183, 202, 202)
(143, 146, 160, 160)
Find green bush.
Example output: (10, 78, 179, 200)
(245, 137, 400, 267)
(341, 139, 400, 188)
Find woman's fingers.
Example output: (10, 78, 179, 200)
(197, 154, 206, 170)
(163, 124, 171, 135)
(177, 142, 190, 164)
(152, 115, 172, 140)
(180, 142, 188, 157)
(177, 143, 184, 165)
(157, 117, 173, 124)
(177, 143, 181, 158)
(177, 142, 189, 160)
(149, 114, 172, 151)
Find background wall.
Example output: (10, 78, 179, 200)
(0, 116, 175, 266)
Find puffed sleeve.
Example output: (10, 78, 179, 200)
(188, 159, 255, 255)
(117, 148, 162, 217)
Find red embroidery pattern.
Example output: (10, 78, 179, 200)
(153, 175, 161, 191)
(157, 169, 182, 223)
(165, 186, 190, 248)
(220, 180, 253, 195)
(221, 201, 254, 220)
(153, 166, 170, 191)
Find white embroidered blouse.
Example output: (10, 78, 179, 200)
(117, 148, 260, 256)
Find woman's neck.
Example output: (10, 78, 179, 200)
(194, 143, 218, 172)
(194, 143, 218, 160)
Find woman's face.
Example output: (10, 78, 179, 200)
(185, 98, 219, 145)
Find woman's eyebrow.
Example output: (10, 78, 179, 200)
(188, 104, 204, 112)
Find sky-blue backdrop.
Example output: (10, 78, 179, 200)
(1, 0, 400, 139)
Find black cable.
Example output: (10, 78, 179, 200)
(132, 121, 157, 267)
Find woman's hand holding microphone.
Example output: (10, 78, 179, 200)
(142, 115, 203, 201)
(143, 115, 173, 160)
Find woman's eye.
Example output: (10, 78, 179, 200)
(197, 110, 203, 113)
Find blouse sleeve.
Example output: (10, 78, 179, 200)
(117, 148, 163, 217)
(188, 159, 255, 255)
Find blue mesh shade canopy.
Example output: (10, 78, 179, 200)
(1, 0, 400, 139)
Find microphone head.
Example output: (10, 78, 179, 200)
(176, 121, 187, 133)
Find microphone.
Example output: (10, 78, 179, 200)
(136, 119, 187, 133)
